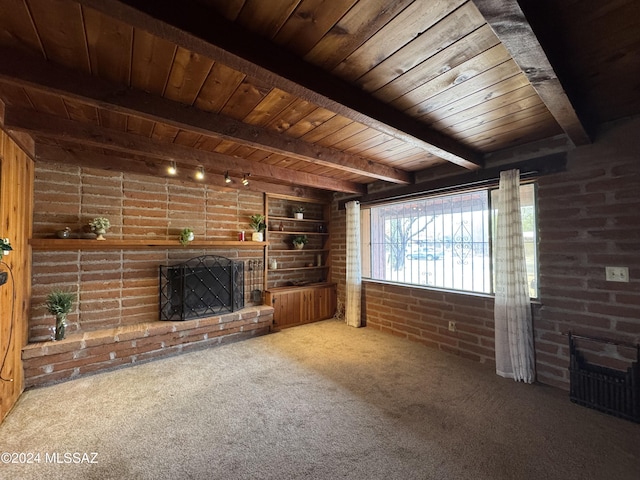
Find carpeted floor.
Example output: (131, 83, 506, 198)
(1, 318, 638, 480)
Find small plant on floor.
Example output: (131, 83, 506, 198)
(179, 227, 194, 246)
(45, 289, 75, 341)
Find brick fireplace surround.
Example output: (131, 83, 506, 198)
(25, 166, 274, 387)
(23, 306, 273, 388)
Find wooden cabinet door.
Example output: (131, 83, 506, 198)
(267, 289, 304, 329)
(267, 284, 336, 329)
(310, 285, 336, 322)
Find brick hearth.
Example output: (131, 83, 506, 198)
(22, 306, 273, 388)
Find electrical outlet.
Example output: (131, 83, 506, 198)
(605, 266, 629, 283)
(448, 321, 456, 332)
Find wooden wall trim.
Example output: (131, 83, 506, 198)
(0, 128, 34, 424)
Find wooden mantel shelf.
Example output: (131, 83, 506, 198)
(30, 238, 270, 251)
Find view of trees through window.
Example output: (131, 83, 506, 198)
(363, 184, 537, 298)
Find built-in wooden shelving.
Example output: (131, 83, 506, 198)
(268, 215, 325, 224)
(267, 231, 329, 236)
(268, 249, 329, 253)
(270, 266, 330, 272)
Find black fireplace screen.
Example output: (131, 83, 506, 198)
(159, 255, 244, 321)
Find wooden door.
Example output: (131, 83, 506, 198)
(0, 131, 34, 424)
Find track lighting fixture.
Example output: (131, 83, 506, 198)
(242, 173, 250, 186)
(224, 171, 232, 184)
(167, 161, 177, 176)
(195, 166, 205, 180)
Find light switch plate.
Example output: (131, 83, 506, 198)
(605, 266, 629, 282)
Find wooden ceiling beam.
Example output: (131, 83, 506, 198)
(35, 143, 331, 201)
(0, 47, 407, 185)
(75, 0, 483, 170)
(2, 106, 366, 194)
(350, 153, 568, 207)
(472, 0, 591, 146)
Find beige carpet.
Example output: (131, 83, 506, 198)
(1, 319, 638, 480)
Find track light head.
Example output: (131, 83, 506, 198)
(224, 171, 232, 184)
(195, 166, 205, 180)
(167, 161, 177, 176)
(242, 173, 250, 186)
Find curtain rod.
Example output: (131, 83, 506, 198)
(338, 153, 567, 209)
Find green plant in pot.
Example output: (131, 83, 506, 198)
(45, 289, 75, 341)
(249, 214, 266, 241)
(292, 235, 308, 250)
(179, 227, 194, 246)
(293, 206, 305, 219)
(89, 217, 111, 240)
(1, 237, 12, 256)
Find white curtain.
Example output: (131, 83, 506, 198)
(345, 200, 362, 327)
(494, 170, 535, 383)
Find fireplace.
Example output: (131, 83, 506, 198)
(159, 255, 244, 321)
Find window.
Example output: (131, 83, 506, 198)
(362, 184, 538, 298)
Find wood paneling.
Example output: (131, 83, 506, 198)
(332, 0, 467, 82)
(0, 128, 34, 423)
(27, 0, 89, 72)
(1, 0, 635, 191)
(82, 6, 133, 84)
(273, 0, 358, 56)
(266, 283, 336, 329)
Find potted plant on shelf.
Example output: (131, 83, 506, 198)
(89, 217, 111, 240)
(249, 214, 266, 241)
(1, 238, 12, 256)
(292, 235, 308, 250)
(45, 289, 75, 341)
(293, 206, 305, 220)
(179, 227, 194, 246)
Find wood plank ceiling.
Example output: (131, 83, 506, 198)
(0, 0, 637, 197)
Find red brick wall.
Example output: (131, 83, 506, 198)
(362, 282, 497, 364)
(31, 164, 266, 341)
(329, 200, 346, 316)
(331, 116, 640, 390)
(535, 116, 640, 388)
(23, 306, 273, 387)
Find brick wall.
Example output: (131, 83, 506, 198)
(362, 283, 497, 364)
(535, 116, 640, 388)
(331, 116, 640, 390)
(329, 199, 346, 316)
(31, 164, 266, 341)
(22, 306, 273, 387)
